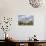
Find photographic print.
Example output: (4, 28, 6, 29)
(18, 15, 34, 25)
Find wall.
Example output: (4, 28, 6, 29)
(9, 15, 45, 40)
(44, 15, 46, 40)
(0, 0, 46, 40)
